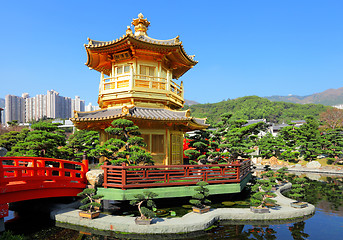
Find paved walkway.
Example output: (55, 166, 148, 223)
(51, 183, 315, 234)
(254, 164, 343, 175)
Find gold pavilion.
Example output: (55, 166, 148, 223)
(71, 13, 208, 165)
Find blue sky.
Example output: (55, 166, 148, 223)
(0, 0, 342, 105)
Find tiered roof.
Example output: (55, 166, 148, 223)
(85, 14, 197, 79)
(71, 106, 208, 131)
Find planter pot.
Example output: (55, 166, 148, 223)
(265, 202, 276, 207)
(290, 201, 308, 208)
(192, 206, 210, 214)
(79, 211, 100, 219)
(135, 217, 152, 225)
(250, 207, 270, 213)
(265, 194, 275, 198)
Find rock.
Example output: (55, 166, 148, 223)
(86, 169, 104, 187)
(294, 164, 302, 168)
(306, 173, 321, 181)
(306, 161, 321, 169)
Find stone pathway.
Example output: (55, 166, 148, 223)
(254, 163, 343, 175)
(51, 183, 315, 234)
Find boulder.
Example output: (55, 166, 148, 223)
(306, 161, 321, 169)
(86, 169, 104, 187)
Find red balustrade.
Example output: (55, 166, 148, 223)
(0, 157, 88, 209)
(102, 159, 251, 190)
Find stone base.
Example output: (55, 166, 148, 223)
(250, 207, 270, 213)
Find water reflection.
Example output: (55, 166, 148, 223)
(3, 173, 343, 239)
(288, 221, 309, 240)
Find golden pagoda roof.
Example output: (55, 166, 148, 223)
(71, 106, 208, 131)
(84, 14, 197, 79)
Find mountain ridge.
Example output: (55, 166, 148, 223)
(265, 87, 343, 106)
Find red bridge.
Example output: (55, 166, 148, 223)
(0, 157, 88, 219)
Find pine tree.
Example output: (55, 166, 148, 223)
(189, 181, 211, 209)
(93, 119, 153, 165)
(60, 130, 99, 161)
(211, 113, 267, 162)
(130, 191, 158, 220)
(7, 122, 66, 158)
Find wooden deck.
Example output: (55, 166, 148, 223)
(99, 160, 252, 200)
(102, 159, 251, 189)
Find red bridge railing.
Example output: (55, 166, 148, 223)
(0, 156, 88, 205)
(102, 159, 251, 190)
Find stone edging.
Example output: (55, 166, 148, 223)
(51, 183, 315, 234)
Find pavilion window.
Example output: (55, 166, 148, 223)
(142, 134, 151, 151)
(140, 65, 155, 80)
(152, 134, 164, 153)
(117, 65, 130, 75)
(161, 68, 167, 80)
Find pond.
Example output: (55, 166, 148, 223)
(3, 173, 343, 239)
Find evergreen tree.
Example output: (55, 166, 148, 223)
(60, 130, 99, 161)
(189, 181, 211, 209)
(130, 191, 158, 220)
(184, 130, 219, 165)
(321, 128, 343, 161)
(289, 177, 308, 202)
(278, 124, 301, 163)
(297, 116, 323, 161)
(257, 133, 283, 159)
(212, 113, 267, 162)
(93, 119, 153, 165)
(0, 128, 29, 152)
(7, 122, 66, 158)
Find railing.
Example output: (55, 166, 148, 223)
(104, 74, 130, 90)
(170, 80, 182, 97)
(102, 74, 183, 98)
(0, 156, 88, 192)
(102, 160, 251, 190)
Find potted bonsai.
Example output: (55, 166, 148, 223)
(77, 188, 103, 219)
(250, 178, 276, 213)
(130, 191, 158, 225)
(190, 181, 211, 214)
(289, 177, 308, 208)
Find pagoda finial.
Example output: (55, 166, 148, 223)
(132, 13, 150, 36)
(126, 26, 133, 36)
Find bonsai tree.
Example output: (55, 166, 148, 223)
(130, 191, 158, 220)
(276, 167, 289, 184)
(261, 170, 277, 188)
(289, 177, 308, 202)
(77, 188, 103, 213)
(250, 178, 276, 209)
(189, 181, 211, 209)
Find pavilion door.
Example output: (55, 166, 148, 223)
(170, 134, 183, 165)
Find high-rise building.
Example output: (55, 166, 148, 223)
(47, 90, 59, 119)
(85, 102, 99, 112)
(4, 91, 86, 123)
(71, 96, 85, 115)
(5, 95, 25, 123)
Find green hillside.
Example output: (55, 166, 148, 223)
(184, 96, 329, 126)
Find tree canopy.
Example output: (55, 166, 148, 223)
(184, 96, 328, 126)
